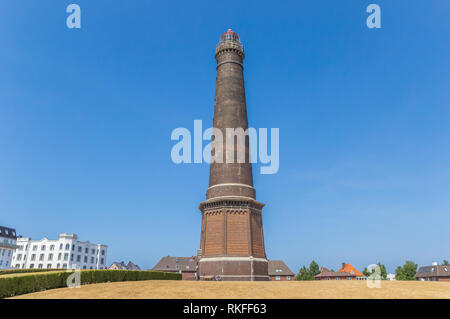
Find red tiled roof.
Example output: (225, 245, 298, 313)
(338, 263, 364, 277)
(315, 271, 356, 278)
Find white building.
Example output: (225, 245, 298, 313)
(386, 273, 396, 280)
(11, 233, 108, 270)
(0, 226, 18, 269)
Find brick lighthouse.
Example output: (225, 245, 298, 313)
(198, 29, 269, 281)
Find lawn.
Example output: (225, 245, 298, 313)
(11, 280, 450, 299)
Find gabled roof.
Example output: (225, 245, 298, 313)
(110, 261, 141, 270)
(110, 261, 128, 270)
(338, 263, 364, 277)
(416, 265, 450, 278)
(315, 271, 356, 278)
(127, 261, 141, 270)
(268, 260, 295, 276)
(152, 256, 197, 272)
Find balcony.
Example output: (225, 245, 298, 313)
(216, 40, 244, 56)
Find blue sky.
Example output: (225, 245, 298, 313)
(1, 1, 449, 273)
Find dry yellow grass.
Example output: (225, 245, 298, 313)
(11, 280, 450, 299)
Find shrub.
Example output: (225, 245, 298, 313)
(0, 269, 64, 276)
(0, 270, 181, 299)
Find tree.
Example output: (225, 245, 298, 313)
(295, 266, 311, 281)
(362, 267, 371, 277)
(443, 260, 449, 266)
(395, 261, 417, 280)
(295, 261, 320, 281)
(377, 262, 387, 280)
(309, 261, 320, 278)
(362, 263, 387, 279)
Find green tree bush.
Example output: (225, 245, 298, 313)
(395, 261, 418, 280)
(0, 269, 64, 276)
(0, 270, 181, 299)
(362, 262, 387, 279)
(295, 261, 320, 281)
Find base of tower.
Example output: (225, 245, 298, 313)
(198, 257, 269, 281)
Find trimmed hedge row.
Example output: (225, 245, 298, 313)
(0, 269, 64, 276)
(0, 270, 181, 299)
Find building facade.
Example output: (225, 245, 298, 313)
(109, 261, 141, 270)
(152, 256, 198, 280)
(386, 273, 396, 280)
(315, 271, 359, 280)
(198, 29, 269, 281)
(11, 233, 107, 270)
(416, 264, 450, 282)
(268, 260, 295, 281)
(0, 226, 18, 269)
(315, 263, 366, 281)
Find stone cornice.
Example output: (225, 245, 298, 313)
(199, 197, 265, 211)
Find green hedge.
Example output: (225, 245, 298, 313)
(0, 269, 64, 276)
(0, 270, 181, 299)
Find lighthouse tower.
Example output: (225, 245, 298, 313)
(198, 30, 269, 281)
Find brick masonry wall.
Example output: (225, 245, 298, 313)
(200, 206, 266, 259)
(226, 212, 249, 255)
(269, 275, 294, 281)
(182, 272, 196, 281)
(197, 34, 268, 280)
(204, 213, 224, 255)
(251, 212, 265, 258)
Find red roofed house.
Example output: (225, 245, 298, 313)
(315, 262, 366, 281)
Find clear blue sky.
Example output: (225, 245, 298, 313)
(1, 1, 449, 273)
